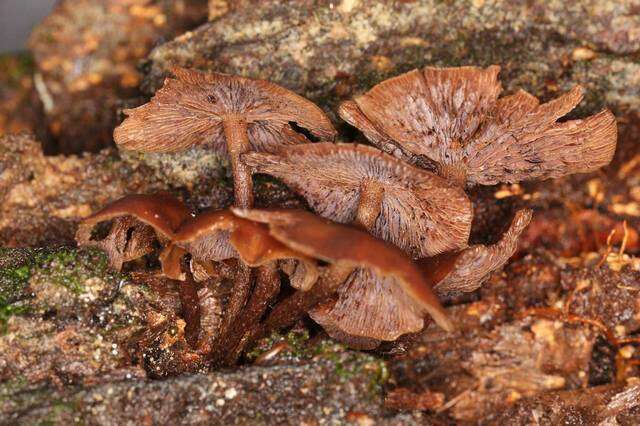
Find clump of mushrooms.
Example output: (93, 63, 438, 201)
(339, 65, 617, 187)
(113, 67, 337, 343)
(232, 208, 455, 349)
(75, 64, 618, 361)
(243, 143, 532, 345)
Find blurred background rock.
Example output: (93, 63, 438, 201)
(0, 0, 56, 53)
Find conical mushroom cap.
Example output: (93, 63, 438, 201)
(232, 208, 455, 332)
(170, 209, 318, 289)
(420, 209, 533, 296)
(243, 143, 473, 257)
(114, 67, 336, 153)
(339, 65, 616, 186)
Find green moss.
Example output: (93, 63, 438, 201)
(31, 247, 121, 295)
(0, 247, 128, 329)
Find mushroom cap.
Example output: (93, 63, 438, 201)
(243, 143, 473, 258)
(421, 209, 533, 296)
(339, 65, 617, 186)
(76, 193, 190, 271)
(309, 268, 425, 342)
(80, 193, 190, 240)
(232, 208, 455, 332)
(170, 209, 318, 289)
(114, 67, 336, 154)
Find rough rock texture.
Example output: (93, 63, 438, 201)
(0, 53, 40, 138)
(28, 0, 208, 154)
(0, 134, 169, 246)
(0, 247, 391, 424)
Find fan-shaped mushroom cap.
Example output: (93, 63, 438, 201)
(309, 268, 425, 342)
(243, 143, 473, 258)
(420, 209, 533, 296)
(339, 65, 617, 186)
(168, 209, 318, 290)
(76, 194, 190, 270)
(114, 67, 336, 153)
(232, 208, 455, 333)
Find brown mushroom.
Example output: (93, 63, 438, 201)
(233, 208, 455, 339)
(114, 67, 336, 208)
(339, 65, 617, 187)
(419, 209, 533, 296)
(167, 209, 319, 361)
(76, 193, 190, 270)
(243, 143, 473, 258)
(166, 209, 319, 290)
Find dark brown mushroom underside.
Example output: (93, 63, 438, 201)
(76, 217, 156, 271)
(243, 143, 473, 257)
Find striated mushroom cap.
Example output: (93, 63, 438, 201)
(114, 67, 336, 153)
(232, 208, 455, 333)
(339, 65, 617, 186)
(309, 268, 425, 343)
(420, 209, 533, 296)
(168, 209, 318, 290)
(76, 193, 190, 271)
(243, 143, 473, 258)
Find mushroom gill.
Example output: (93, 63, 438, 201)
(339, 65, 617, 187)
(114, 67, 336, 208)
(420, 209, 533, 296)
(233, 208, 455, 340)
(243, 143, 473, 258)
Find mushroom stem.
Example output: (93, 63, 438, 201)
(354, 180, 384, 231)
(179, 274, 202, 349)
(223, 117, 254, 208)
(257, 262, 355, 335)
(222, 263, 281, 365)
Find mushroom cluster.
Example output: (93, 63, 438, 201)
(78, 65, 617, 362)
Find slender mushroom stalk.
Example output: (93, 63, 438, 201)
(222, 116, 253, 208)
(339, 65, 617, 187)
